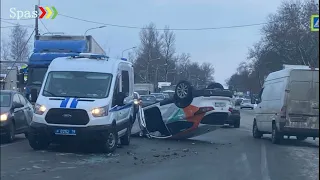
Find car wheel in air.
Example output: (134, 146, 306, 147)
(173, 80, 193, 108)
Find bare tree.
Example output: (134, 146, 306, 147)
(134, 23, 163, 83)
(1, 39, 11, 61)
(9, 25, 30, 62)
(227, 0, 319, 94)
(161, 26, 176, 81)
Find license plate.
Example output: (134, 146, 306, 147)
(54, 129, 76, 136)
(215, 102, 226, 107)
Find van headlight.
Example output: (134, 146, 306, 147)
(91, 105, 108, 117)
(34, 104, 47, 115)
(0, 113, 9, 121)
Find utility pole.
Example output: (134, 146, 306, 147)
(34, 5, 39, 38)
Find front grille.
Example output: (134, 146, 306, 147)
(45, 108, 90, 125)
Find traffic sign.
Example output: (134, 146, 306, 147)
(311, 15, 319, 32)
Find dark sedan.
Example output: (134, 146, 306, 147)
(140, 95, 157, 107)
(0, 90, 33, 143)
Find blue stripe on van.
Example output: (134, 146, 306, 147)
(109, 103, 132, 112)
(69, 98, 78, 108)
(60, 98, 70, 108)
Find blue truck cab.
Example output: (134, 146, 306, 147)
(19, 35, 106, 101)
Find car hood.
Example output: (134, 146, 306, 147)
(0, 107, 11, 114)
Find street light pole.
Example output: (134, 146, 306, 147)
(84, 26, 106, 36)
(121, 46, 136, 58)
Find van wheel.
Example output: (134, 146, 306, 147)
(102, 129, 118, 153)
(252, 121, 262, 139)
(296, 136, 307, 141)
(28, 134, 50, 150)
(271, 123, 282, 144)
(120, 123, 132, 145)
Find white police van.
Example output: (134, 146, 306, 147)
(27, 53, 135, 153)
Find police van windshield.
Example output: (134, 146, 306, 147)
(42, 71, 112, 99)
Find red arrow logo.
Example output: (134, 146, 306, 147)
(39, 6, 46, 19)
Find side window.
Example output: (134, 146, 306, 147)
(121, 70, 129, 96)
(13, 94, 21, 104)
(258, 88, 264, 101)
(18, 94, 27, 105)
(112, 75, 120, 106)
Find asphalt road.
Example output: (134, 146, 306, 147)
(1, 109, 319, 180)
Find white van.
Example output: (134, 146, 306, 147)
(27, 54, 135, 152)
(253, 65, 319, 144)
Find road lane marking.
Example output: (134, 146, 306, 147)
(0, 140, 26, 148)
(240, 153, 252, 179)
(261, 143, 271, 180)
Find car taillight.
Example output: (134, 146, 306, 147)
(280, 106, 286, 118)
(228, 107, 233, 112)
(194, 107, 214, 116)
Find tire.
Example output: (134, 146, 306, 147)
(24, 132, 29, 138)
(252, 121, 262, 139)
(173, 81, 193, 108)
(4, 122, 15, 143)
(296, 136, 307, 141)
(101, 129, 118, 153)
(28, 134, 50, 150)
(120, 122, 132, 145)
(234, 118, 240, 128)
(271, 123, 283, 144)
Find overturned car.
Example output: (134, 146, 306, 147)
(132, 81, 239, 139)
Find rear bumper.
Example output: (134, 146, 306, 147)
(279, 122, 319, 137)
(201, 112, 230, 125)
(28, 122, 114, 143)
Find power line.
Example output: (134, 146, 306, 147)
(58, 14, 270, 31)
(0, 19, 34, 28)
(2, 13, 275, 31)
(0, 18, 34, 21)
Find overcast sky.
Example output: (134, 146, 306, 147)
(1, 0, 282, 86)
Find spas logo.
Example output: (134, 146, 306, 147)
(9, 6, 58, 20)
(311, 14, 319, 32)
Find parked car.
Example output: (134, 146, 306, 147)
(0, 90, 33, 143)
(240, 99, 254, 109)
(150, 93, 166, 102)
(140, 95, 157, 107)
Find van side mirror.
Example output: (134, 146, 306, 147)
(115, 92, 126, 106)
(12, 102, 24, 109)
(30, 89, 38, 103)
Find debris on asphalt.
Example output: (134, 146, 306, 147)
(153, 154, 160, 157)
(133, 156, 138, 160)
(173, 152, 178, 156)
(32, 165, 42, 169)
(192, 143, 195, 145)
(182, 148, 189, 152)
(193, 151, 198, 155)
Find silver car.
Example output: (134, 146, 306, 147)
(240, 99, 254, 109)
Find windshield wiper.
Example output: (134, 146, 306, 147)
(43, 90, 57, 97)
